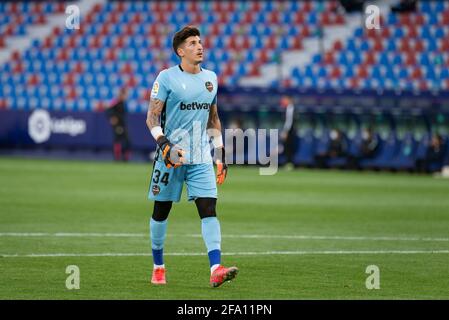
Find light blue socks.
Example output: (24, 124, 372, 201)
(201, 217, 222, 270)
(150, 218, 167, 267)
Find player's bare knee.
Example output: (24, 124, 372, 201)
(152, 201, 172, 221)
(195, 197, 217, 219)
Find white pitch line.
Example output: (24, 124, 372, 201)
(0, 232, 145, 237)
(187, 234, 449, 242)
(2, 232, 449, 242)
(2, 250, 449, 258)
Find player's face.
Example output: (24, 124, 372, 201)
(180, 35, 203, 64)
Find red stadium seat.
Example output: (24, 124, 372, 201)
(442, 11, 449, 25)
(28, 74, 40, 86)
(335, 14, 345, 25)
(12, 62, 23, 73)
(73, 62, 84, 73)
(320, 13, 332, 26)
(333, 40, 343, 51)
(11, 51, 21, 61)
(64, 86, 78, 100)
(357, 66, 368, 78)
(282, 78, 292, 87)
(349, 77, 359, 88)
(301, 26, 310, 37)
(242, 36, 251, 49)
(303, 1, 313, 12)
(188, 1, 199, 12)
(400, 38, 411, 52)
(228, 37, 238, 50)
(43, 37, 53, 48)
(364, 51, 376, 65)
(291, 36, 302, 49)
(132, 13, 142, 24)
(373, 39, 384, 51)
(63, 73, 75, 86)
(105, 48, 117, 61)
(249, 63, 261, 76)
(191, 12, 203, 24)
(8, 2, 17, 13)
(124, 24, 135, 36)
(36, 15, 46, 24)
(100, 24, 110, 35)
(56, 2, 66, 13)
(295, 12, 305, 24)
(223, 63, 235, 76)
(52, 27, 61, 36)
(266, 37, 278, 49)
(250, 1, 261, 12)
(406, 26, 418, 38)
(415, 39, 424, 51)
(218, 12, 229, 24)
(121, 63, 134, 74)
(259, 49, 269, 63)
(127, 76, 137, 87)
(411, 67, 423, 79)
(32, 3, 43, 14)
(324, 52, 335, 64)
(441, 39, 449, 51)
(243, 12, 254, 24)
(381, 27, 391, 38)
(4, 24, 16, 36)
(329, 66, 341, 78)
(415, 14, 425, 25)
(405, 53, 417, 65)
(90, 36, 102, 48)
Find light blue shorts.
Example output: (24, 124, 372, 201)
(148, 161, 217, 202)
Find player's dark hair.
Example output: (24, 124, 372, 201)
(172, 26, 201, 57)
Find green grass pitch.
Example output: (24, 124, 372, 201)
(1, 157, 449, 299)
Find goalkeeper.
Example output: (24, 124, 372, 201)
(145, 26, 238, 288)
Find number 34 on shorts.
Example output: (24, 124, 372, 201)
(148, 160, 217, 202)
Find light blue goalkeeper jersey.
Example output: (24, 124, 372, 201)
(150, 65, 218, 164)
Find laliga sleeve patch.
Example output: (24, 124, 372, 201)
(151, 81, 159, 97)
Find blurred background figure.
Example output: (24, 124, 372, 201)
(416, 133, 446, 173)
(280, 96, 297, 170)
(315, 129, 349, 168)
(350, 127, 380, 169)
(106, 87, 131, 162)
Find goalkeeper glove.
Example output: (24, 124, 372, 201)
(157, 136, 186, 168)
(214, 146, 228, 185)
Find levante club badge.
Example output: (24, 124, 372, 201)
(152, 185, 160, 196)
(205, 81, 213, 92)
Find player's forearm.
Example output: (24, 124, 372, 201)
(207, 104, 222, 131)
(207, 104, 224, 150)
(146, 98, 165, 140)
(207, 116, 222, 132)
(146, 99, 164, 130)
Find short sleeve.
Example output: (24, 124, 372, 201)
(150, 71, 169, 102)
(212, 72, 218, 105)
